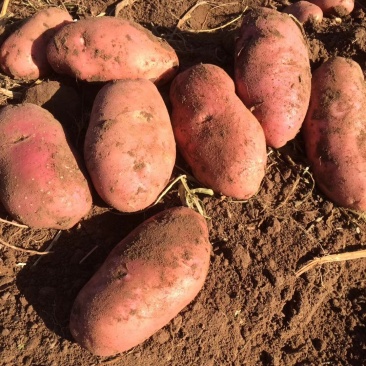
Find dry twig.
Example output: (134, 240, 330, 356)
(0, 217, 28, 228)
(0, 237, 50, 255)
(32, 230, 61, 265)
(187, 11, 245, 33)
(177, 1, 209, 30)
(296, 249, 366, 277)
(115, 0, 137, 17)
(176, 1, 245, 33)
(0, 0, 10, 17)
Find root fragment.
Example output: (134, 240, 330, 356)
(296, 249, 366, 277)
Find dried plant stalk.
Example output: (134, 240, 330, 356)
(0, 237, 51, 255)
(0, 0, 10, 17)
(296, 249, 366, 277)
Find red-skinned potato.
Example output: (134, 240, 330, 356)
(235, 8, 311, 148)
(283, 1, 323, 23)
(0, 103, 92, 229)
(47, 17, 179, 84)
(170, 64, 267, 199)
(70, 206, 211, 357)
(303, 57, 366, 211)
(0, 7, 72, 80)
(84, 79, 176, 212)
(308, 0, 354, 16)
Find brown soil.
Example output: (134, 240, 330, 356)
(0, 1, 366, 366)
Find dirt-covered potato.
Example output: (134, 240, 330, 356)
(47, 16, 179, 84)
(0, 7, 72, 80)
(308, 0, 354, 16)
(303, 57, 366, 211)
(170, 63, 267, 199)
(70, 206, 211, 357)
(0, 103, 92, 229)
(235, 7, 311, 148)
(283, 1, 323, 23)
(84, 79, 176, 212)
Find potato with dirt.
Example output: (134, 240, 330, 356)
(0, 103, 92, 229)
(0, 7, 72, 80)
(84, 79, 176, 212)
(47, 16, 179, 84)
(303, 57, 366, 211)
(308, 0, 354, 16)
(235, 7, 311, 148)
(283, 1, 323, 23)
(170, 63, 267, 199)
(70, 206, 211, 357)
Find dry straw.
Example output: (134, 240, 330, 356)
(296, 249, 366, 277)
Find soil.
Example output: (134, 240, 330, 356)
(0, 1, 366, 366)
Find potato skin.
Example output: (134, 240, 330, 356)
(47, 17, 179, 84)
(84, 79, 176, 212)
(283, 1, 323, 23)
(0, 8, 72, 80)
(170, 64, 267, 199)
(0, 103, 92, 229)
(308, 0, 354, 16)
(303, 57, 366, 211)
(235, 8, 311, 148)
(70, 206, 211, 357)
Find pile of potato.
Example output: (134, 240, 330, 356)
(0, 0, 364, 357)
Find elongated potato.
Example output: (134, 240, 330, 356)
(235, 8, 311, 148)
(0, 103, 92, 229)
(47, 17, 179, 84)
(70, 206, 211, 356)
(0, 7, 72, 80)
(170, 63, 267, 199)
(84, 79, 176, 212)
(303, 57, 366, 211)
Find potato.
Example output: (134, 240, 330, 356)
(0, 7, 72, 80)
(283, 1, 323, 23)
(170, 64, 267, 199)
(303, 57, 366, 211)
(47, 17, 179, 84)
(308, 0, 354, 16)
(70, 206, 211, 356)
(84, 79, 176, 212)
(235, 7, 311, 148)
(0, 103, 92, 229)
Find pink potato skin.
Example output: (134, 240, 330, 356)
(0, 103, 92, 229)
(84, 79, 176, 212)
(308, 0, 354, 15)
(70, 206, 211, 357)
(235, 8, 311, 148)
(283, 1, 323, 23)
(0, 8, 72, 80)
(47, 17, 179, 84)
(303, 57, 366, 211)
(170, 64, 267, 199)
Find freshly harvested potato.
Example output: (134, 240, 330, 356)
(170, 64, 267, 199)
(235, 7, 311, 148)
(303, 57, 366, 211)
(0, 103, 92, 229)
(47, 17, 179, 84)
(0, 7, 72, 80)
(70, 206, 211, 356)
(283, 1, 323, 23)
(308, 0, 354, 16)
(84, 79, 176, 212)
